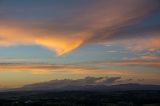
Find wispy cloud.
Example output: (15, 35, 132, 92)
(0, 62, 159, 81)
(116, 31, 160, 52)
(0, 63, 143, 76)
(139, 55, 160, 61)
(0, 62, 159, 87)
(0, 0, 159, 55)
(90, 56, 160, 68)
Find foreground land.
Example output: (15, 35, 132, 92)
(0, 90, 160, 106)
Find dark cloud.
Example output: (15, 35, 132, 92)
(23, 76, 122, 89)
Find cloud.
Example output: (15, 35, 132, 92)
(0, 63, 159, 86)
(23, 76, 122, 89)
(115, 30, 160, 52)
(91, 59, 160, 68)
(95, 77, 121, 85)
(0, 62, 159, 80)
(0, 63, 92, 74)
(0, 63, 133, 75)
(0, 20, 89, 55)
(139, 55, 160, 61)
(0, 0, 159, 55)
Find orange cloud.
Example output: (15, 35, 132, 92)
(0, 0, 159, 55)
(0, 20, 90, 55)
(1, 63, 160, 86)
(0, 63, 159, 87)
(35, 32, 90, 56)
(0, 63, 137, 76)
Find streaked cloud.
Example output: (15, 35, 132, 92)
(0, 20, 89, 55)
(117, 31, 160, 52)
(0, 63, 131, 75)
(91, 57, 160, 68)
(0, 0, 159, 55)
(0, 62, 159, 80)
(0, 62, 159, 87)
(139, 55, 160, 61)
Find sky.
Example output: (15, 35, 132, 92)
(0, 0, 160, 88)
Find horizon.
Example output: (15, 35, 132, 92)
(1, 76, 160, 92)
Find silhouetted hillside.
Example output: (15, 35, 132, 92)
(0, 90, 160, 106)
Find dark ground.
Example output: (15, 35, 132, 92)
(0, 90, 160, 106)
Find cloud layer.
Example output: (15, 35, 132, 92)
(0, 63, 132, 75)
(0, 0, 160, 55)
(91, 55, 160, 68)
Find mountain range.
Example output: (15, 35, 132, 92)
(4, 77, 160, 92)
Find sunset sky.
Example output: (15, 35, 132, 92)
(0, 0, 160, 88)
